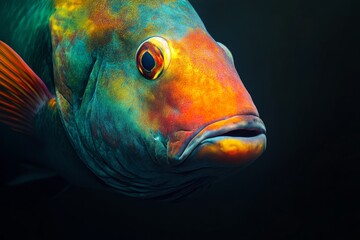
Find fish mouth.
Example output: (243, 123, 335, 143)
(173, 115, 267, 164)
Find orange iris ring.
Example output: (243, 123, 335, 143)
(136, 42, 165, 80)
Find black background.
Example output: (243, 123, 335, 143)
(1, 0, 359, 239)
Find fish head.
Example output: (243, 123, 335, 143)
(50, 0, 266, 200)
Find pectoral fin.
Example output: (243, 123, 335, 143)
(0, 41, 54, 134)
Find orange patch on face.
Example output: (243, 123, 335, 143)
(145, 28, 258, 138)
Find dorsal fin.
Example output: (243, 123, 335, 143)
(0, 41, 53, 134)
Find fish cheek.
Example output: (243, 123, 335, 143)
(85, 65, 174, 167)
(91, 69, 157, 164)
(108, 72, 172, 164)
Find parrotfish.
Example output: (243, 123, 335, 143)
(0, 0, 266, 200)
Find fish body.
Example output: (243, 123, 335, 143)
(0, 0, 266, 200)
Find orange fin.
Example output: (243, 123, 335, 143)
(0, 41, 53, 134)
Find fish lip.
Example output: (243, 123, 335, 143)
(176, 115, 266, 162)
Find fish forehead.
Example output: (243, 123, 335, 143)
(51, 0, 205, 48)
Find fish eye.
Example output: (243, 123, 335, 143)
(136, 37, 171, 80)
(217, 42, 234, 64)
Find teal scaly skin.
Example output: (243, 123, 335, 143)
(0, 0, 266, 200)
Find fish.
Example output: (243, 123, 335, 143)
(0, 0, 266, 200)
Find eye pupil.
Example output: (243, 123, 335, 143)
(141, 51, 156, 72)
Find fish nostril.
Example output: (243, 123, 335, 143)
(219, 129, 262, 138)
